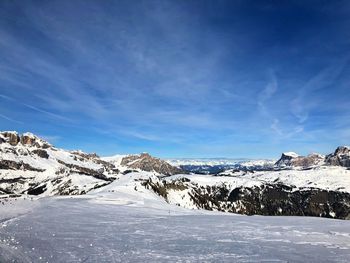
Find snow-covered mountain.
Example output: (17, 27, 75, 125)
(0, 131, 119, 196)
(274, 147, 350, 170)
(325, 146, 350, 167)
(0, 132, 181, 196)
(1, 131, 350, 220)
(112, 153, 184, 176)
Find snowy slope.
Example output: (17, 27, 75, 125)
(88, 172, 171, 209)
(0, 192, 350, 262)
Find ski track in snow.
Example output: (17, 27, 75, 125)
(0, 196, 350, 263)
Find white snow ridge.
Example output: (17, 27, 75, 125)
(1, 131, 350, 262)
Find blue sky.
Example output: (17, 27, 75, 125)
(0, 0, 349, 158)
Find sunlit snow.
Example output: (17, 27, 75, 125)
(0, 187, 350, 262)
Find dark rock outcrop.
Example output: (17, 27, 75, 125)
(325, 146, 350, 167)
(121, 153, 183, 176)
(32, 149, 49, 159)
(0, 160, 45, 172)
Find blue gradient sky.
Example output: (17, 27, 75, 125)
(0, 0, 349, 158)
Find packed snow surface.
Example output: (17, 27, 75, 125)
(1, 179, 350, 262)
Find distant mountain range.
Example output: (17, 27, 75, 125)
(1, 131, 350, 219)
(167, 158, 276, 174)
(168, 146, 350, 174)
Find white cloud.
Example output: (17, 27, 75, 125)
(0, 113, 23, 124)
(290, 57, 349, 124)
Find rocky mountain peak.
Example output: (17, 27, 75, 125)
(325, 146, 350, 167)
(334, 146, 350, 155)
(120, 153, 183, 176)
(0, 131, 52, 148)
(275, 151, 324, 169)
(275, 152, 299, 167)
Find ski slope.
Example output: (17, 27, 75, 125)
(0, 188, 350, 262)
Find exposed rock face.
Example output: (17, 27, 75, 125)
(32, 149, 49, 159)
(1, 131, 20, 146)
(325, 146, 350, 167)
(275, 152, 324, 169)
(291, 154, 324, 168)
(121, 153, 183, 176)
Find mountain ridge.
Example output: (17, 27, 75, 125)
(1, 131, 350, 219)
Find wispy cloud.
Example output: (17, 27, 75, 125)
(257, 70, 278, 116)
(291, 57, 349, 124)
(256, 71, 307, 140)
(257, 70, 288, 137)
(0, 93, 71, 122)
(0, 113, 23, 124)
